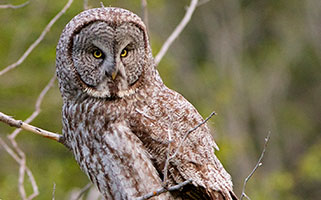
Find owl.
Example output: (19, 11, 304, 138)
(56, 7, 238, 200)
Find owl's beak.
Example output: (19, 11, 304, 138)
(112, 71, 117, 80)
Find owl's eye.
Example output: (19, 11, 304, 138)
(93, 49, 103, 59)
(120, 48, 128, 57)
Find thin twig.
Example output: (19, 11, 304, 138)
(170, 111, 216, 161)
(0, 0, 74, 76)
(18, 145, 27, 199)
(73, 182, 93, 200)
(154, 0, 199, 65)
(162, 124, 173, 185)
(0, 137, 20, 161)
(25, 167, 39, 200)
(0, 1, 29, 9)
(141, 0, 148, 30)
(136, 179, 192, 200)
(52, 182, 56, 200)
(240, 132, 271, 200)
(161, 111, 216, 195)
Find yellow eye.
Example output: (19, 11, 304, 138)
(120, 49, 127, 57)
(93, 50, 103, 59)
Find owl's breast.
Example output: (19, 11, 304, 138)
(61, 99, 173, 200)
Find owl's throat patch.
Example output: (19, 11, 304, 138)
(82, 77, 134, 99)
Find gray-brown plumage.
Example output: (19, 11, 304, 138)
(56, 7, 237, 200)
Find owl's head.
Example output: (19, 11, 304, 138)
(56, 7, 155, 100)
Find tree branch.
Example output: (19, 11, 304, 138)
(240, 132, 271, 200)
(154, 0, 199, 65)
(0, 0, 74, 76)
(0, 1, 29, 9)
(52, 182, 56, 200)
(136, 179, 192, 200)
(0, 111, 62, 142)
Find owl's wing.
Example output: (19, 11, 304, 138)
(168, 116, 238, 200)
(134, 87, 238, 200)
(168, 93, 238, 200)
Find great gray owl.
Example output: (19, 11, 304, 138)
(56, 7, 237, 200)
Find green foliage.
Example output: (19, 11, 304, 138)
(300, 141, 321, 182)
(0, 0, 320, 199)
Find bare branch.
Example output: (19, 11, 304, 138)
(25, 167, 39, 200)
(0, 137, 20, 164)
(240, 132, 271, 200)
(18, 145, 27, 199)
(0, 136, 29, 199)
(0, 1, 29, 9)
(141, 0, 149, 30)
(52, 182, 56, 200)
(0, 0, 74, 76)
(73, 182, 93, 200)
(0, 111, 62, 142)
(136, 179, 192, 200)
(154, 0, 199, 65)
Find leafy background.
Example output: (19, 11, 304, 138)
(0, 0, 320, 199)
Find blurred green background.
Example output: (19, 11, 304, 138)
(0, 0, 320, 199)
